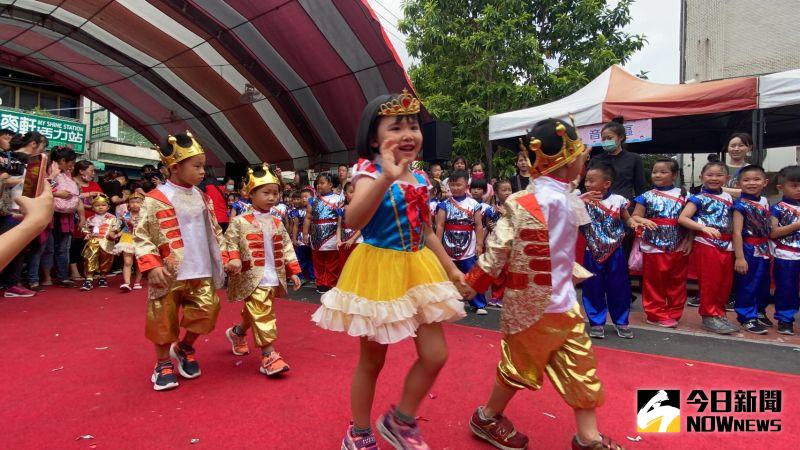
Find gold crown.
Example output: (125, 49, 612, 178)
(92, 193, 110, 206)
(519, 119, 586, 177)
(128, 192, 145, 202)
(245, 164, 281, 194)
(159, 131, 205, 165)
(378, 88, 421, 116)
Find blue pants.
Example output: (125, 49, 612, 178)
(734, 244, 770, 324)
(455, 256, 486, 309)
(581, 247, 631, 326)
(772, 258, 800, 324)
(295, 245, 315, 281)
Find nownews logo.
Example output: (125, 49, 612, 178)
(637, 389, 782, 433)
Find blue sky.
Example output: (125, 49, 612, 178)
(367, 0, 681, 83)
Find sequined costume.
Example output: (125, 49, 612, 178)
(731, 194, 771, 324)
(632, 186, 688, 323)
(289, 206, 314, 282)
(135, 181, 226, 345)
(688, 188, 733, 318)
(270, 202, 289, 224)
(223, 209, 301, 347)
(579, 193, 631, 327)
(438, 195, 480, 261)
(308, 192, 343, 289)
(312, 158, 465, 344)
(770, 199, 800, 324)
(82, 212, 120, 275)
(337, 207, 363, 270)
(464, 176, 602, 408)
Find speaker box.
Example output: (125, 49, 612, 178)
(225, 162, 249, 186)
(422, 121, 452, 163)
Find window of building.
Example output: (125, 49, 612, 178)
(19, 88, 38, 110)
(40, 92, 57, 113)
(0, 84, 13, 108)
(58, 97, 77, 119)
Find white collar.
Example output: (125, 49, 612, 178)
(166, 180, 195, 193)
(532, 175, 568, 193)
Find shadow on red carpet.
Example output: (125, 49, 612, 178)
(0, 285, 797, 449)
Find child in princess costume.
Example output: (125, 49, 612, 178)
(223, 164, 302, 376)
(464, 119, 625, 450)
(115, 192, 144, 292)
(312, 90, 468, 450)
(80, 194, 121, 291)
(135, 132, 226, 391)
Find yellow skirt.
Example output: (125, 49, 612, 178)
(113, 232, 135, 255)
(311, 243, 465, 344)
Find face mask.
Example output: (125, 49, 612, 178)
(601, 140, 618, 153)
(226, 185, 234, 192)
(472, 173, 484, 180)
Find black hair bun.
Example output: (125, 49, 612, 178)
(611, 115, 624, 124)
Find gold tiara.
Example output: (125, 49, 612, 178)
(92, 193, 110, 206)
(378, 88, 421, 116)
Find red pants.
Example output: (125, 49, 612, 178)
(338, 244, 359, 273)
(642, 252, 688, 322)
(693, 243, 733, 317)
(490, 266, 507, 301)
(313, 250, 340, 289)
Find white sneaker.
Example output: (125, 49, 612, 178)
(120, 284, 131, 292)
(132, 283, 143, 290)
(476, 308, 489, 315)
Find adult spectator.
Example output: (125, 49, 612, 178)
(442, 156, 468, 190)
(591, 116, 645, 201)
(199, 169, 229, 231)
(509, 150, 532, 192)
(141, 164, 163, 185)
(220, 176, 237, 195)
(334, 163, 349, 194)
(100, 170, 128, 214)
(69, 160, 103, 282)
(0, 128, 13, 150)
(294, 169, 313, 191)
(41, 146, 81, 288)
(157, 161, 169, 182)
(722, 132, 752, 198)
(470, 161, 494, 202)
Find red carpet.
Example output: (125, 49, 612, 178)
(1, 285, 798, 449)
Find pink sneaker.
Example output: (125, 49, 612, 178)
(342, 424, 379, 450)
(4, 285, 36, 298)
(376, 407, 429, 450)
(646, 319, 678, 328)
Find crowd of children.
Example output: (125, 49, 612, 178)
(54, 87, 792, 450)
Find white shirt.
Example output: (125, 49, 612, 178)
(159, 181, 213, 280)
(532, 176, 578, 313)
(253, 210, 280, 287)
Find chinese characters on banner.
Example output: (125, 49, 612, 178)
(0, 108, 87, 153)
(578, 118, 652, 147)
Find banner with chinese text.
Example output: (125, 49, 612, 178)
(0, 107, 87, 153)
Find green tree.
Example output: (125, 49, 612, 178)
(399, 0, 646, 176)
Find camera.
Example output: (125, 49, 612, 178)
(0, 151, 27, 177)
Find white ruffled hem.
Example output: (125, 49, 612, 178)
(112, 243, 135, 255)
(311, 281, 466, 344)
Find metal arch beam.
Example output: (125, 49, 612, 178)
(158, 0, 329, 162)
(0, 3, 248, 163)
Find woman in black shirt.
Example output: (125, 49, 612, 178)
(591, 117, 645, 201)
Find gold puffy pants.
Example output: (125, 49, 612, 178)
(145, 278, 220, 345)
(498, 305, 604, 410)
(82, 239, 113, 275)
(242, 287, 278, 348)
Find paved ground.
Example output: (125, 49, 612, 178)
(287, 285, 800, 375)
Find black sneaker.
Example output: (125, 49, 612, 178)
(687, 296, 700, 307)
(151, 361, 179, 391)
(98, 277, 108, 288)
(742, 320, 768, 335)
(757, 313, 774, 328)
(588, 325, 605, 339)
(59, 279, 75, 288)
(724, 300, 735, 312)
(777, 322, 795, 335)
(170, 342, 201, 379)
(615, 325, 634, 339)
(80, 279, 93, 291)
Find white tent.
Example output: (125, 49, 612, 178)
(759, 69, 800, 109)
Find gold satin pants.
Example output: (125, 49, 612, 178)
(498, 305, 604, 410)
(82, 239, 113, 275)
(145, 278, 220, 345)
(242, 287, 278, 348)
